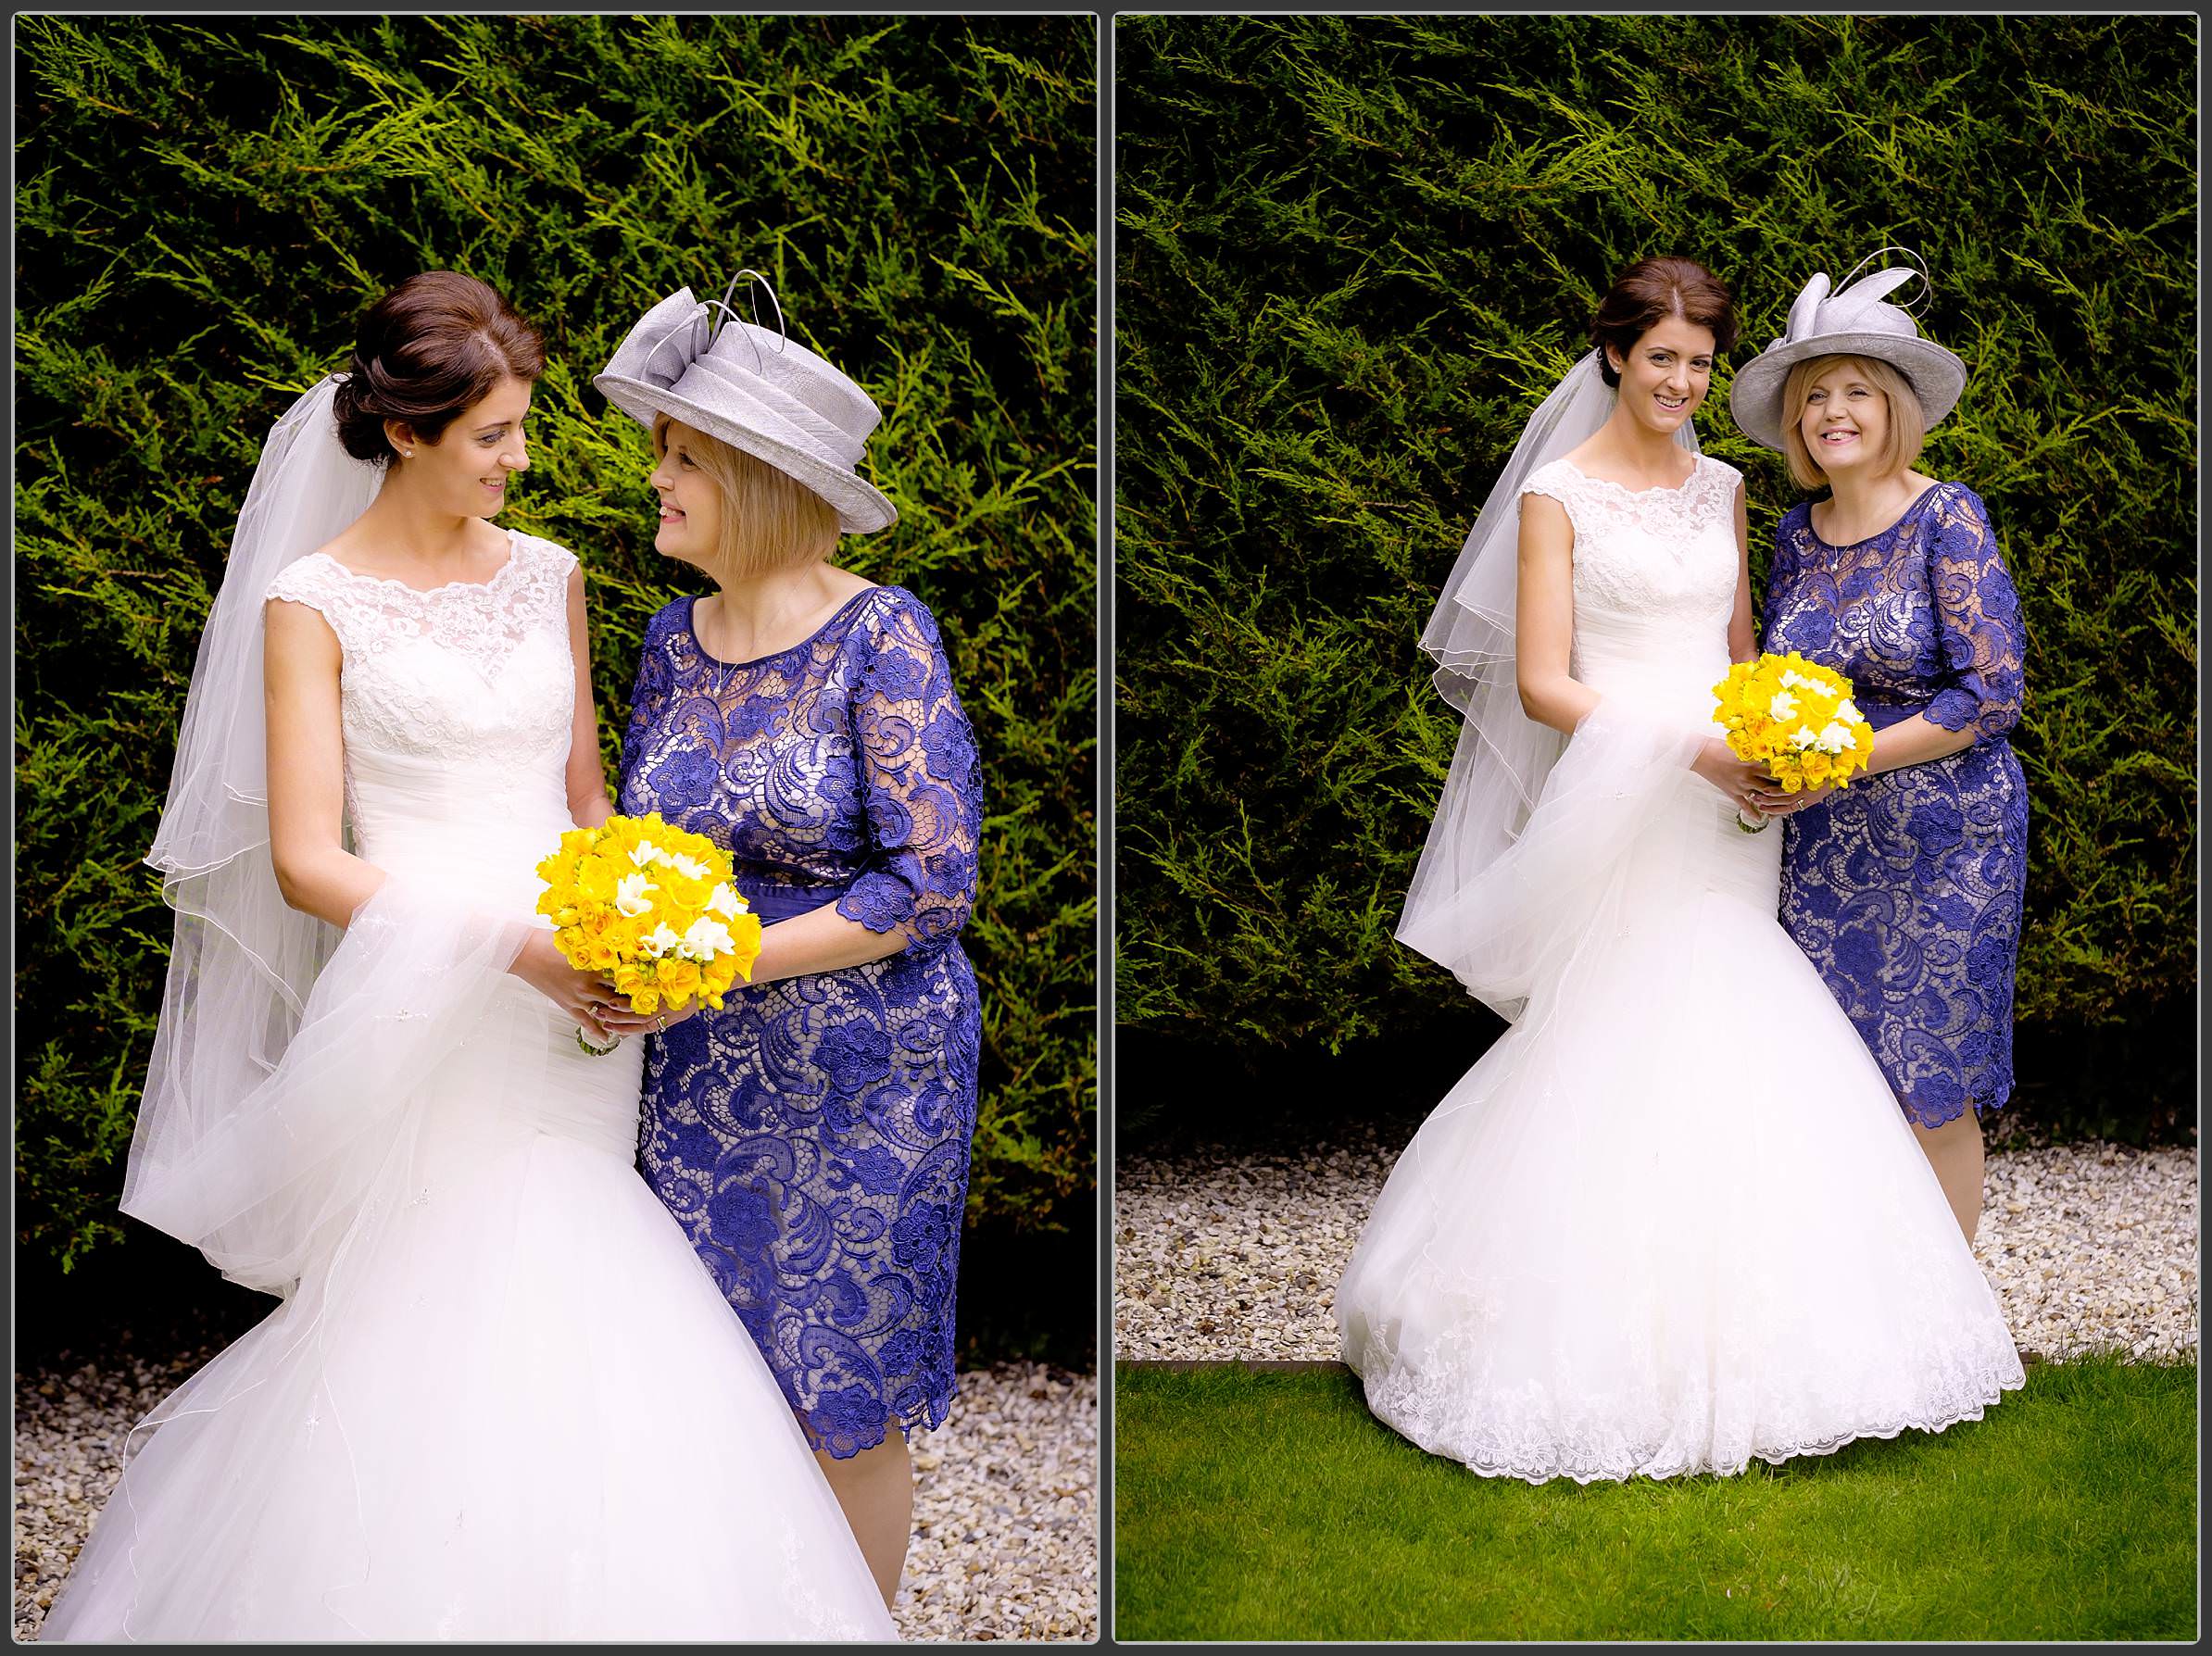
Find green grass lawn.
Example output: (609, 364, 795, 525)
(1114, 1359, 2198, 1641)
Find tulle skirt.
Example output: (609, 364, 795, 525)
(1342, 709, 2025, 1483)
(42, 972, 895, 1640)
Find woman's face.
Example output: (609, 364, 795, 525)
(1606, 315, 1716, 440)
(1796, 360, 1892, 479)
(648, 420, 724, 572)
(390, 374, 533, 516)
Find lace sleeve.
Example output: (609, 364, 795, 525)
(1921, 487, 2025, 740)
(266, 555, 339, 615)
(834, 591, 983, 951)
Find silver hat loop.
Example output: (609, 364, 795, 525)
(1835, 245, 1932, 318)
(637, 269, 793, 384)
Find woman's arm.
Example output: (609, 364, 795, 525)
(1881, 488, 2023, 773)
(563, 565, 616, 830)
(748, 596, 983, 988)
(264, 597, 385, 927)
(1728, 480, 1758, 664)
(1514, 494, 1599, 734)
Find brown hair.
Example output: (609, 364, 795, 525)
(1590, 256, 1738, 388)
(332, 271, 546, 465)
(653, 413, 841, 578)
(1778, 353, 1928, 490)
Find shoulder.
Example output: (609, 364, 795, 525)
(641, 594, 694, 644)
(1916, 480, 1998, 546)
(1519, 458, 1578, 505)
(265, 551, 346, 611)
(1694, 453, 1744, 493)
(505, 527, 581, 581)
(845, 583, 943, 651)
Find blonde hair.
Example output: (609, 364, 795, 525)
(653, 413, 841, 577)
(1779, 353, 1927, 490)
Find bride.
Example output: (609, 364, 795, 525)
(1335, 256, 2024, 1484)
(40, 271, 896, 1639)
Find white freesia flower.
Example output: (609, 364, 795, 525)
(1816, 721, 1854, 753)
(1779, 669, 1812, 690)
(1788, 727, 1821, 750)
(614, 872, 657, 918)
(705, 883, 747, 919)
(1769, 688, 1800, 721)
(668, 852, 712, 883)
(640, 921, 685, 959)
(628, 839, 665, 870)
(679, 915, 735, 961)
(1837, 698, 1863, 726)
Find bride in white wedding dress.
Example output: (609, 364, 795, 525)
(40, 274, 895, 1639)
(1336, 257, 2023, 1484)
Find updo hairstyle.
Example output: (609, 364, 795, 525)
(1589, 256, 1739, 388)
(332, 271, 547, 465)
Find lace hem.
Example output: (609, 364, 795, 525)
(1354, 1355, 2027, 1486)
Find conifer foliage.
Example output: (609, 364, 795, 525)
(17, 16, 1098, 1280)
(1117, 16, 2193, 1128)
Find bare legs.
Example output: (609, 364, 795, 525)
(815, 1432, 913, 1611)
(1911, 1108, 1986, 1244)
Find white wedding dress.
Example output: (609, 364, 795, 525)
(1339, 455, 2025, 1483)
(42, 531, 896, 1640)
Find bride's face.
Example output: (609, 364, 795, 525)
(648, 420, 725, 571)
(387, 374, 533, 517)
(1606, 316, 1716, 439)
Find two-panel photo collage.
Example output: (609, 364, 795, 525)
(11, 10, 2196, 1647)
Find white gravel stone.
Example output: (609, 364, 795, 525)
(13, 1348, 1096, 1643)
(1115, 1121, 2198, 1366)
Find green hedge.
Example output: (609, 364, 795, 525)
(15, 15, 1099, 1332)
(1116, 15, 2194, 1129)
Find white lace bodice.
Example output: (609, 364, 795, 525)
(265, 530, 580, 913)
(1522, 454, 1742, 727)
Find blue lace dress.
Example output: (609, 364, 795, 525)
(618, 583, 984, 1457)
(1760, 483, 2029, 1128)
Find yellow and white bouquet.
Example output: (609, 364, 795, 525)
(1712, 651, 1876, 832)
(534, 812, 764, 1052)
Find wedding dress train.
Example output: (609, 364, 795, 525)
(1339, 455, 2024, 1483)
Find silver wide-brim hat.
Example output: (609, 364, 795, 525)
(594, 274, 898, 534)
(1729, 250, 1968, 453)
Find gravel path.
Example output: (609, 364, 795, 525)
(1116, 1121, 2198, 1365)
(14, 1348, 1095, 1643)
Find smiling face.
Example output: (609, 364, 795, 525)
(1780, 353, 1926, 488)
(1797, 361, 1891, 478)
(647, 419, 728, 573)
(1604, 313, 1716, 441)
(388, 373, 533, 516)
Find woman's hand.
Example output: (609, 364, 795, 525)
(1757, 779, 1841, 817)
(632, 996, 704, 1040)
(1691, 738, 1782, 816)
(508, 931, 645, 1044)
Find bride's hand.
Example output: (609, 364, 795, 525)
(1690, 738, 1778, 815)
(508, 931, 635, 1044)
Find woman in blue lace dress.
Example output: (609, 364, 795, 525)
(1731, 258, 2028, 1243)
(594, 282, 983, 1607)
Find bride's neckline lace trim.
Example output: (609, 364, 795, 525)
(1557, 455, 1709, 497)
(295, 526, 525, 601)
